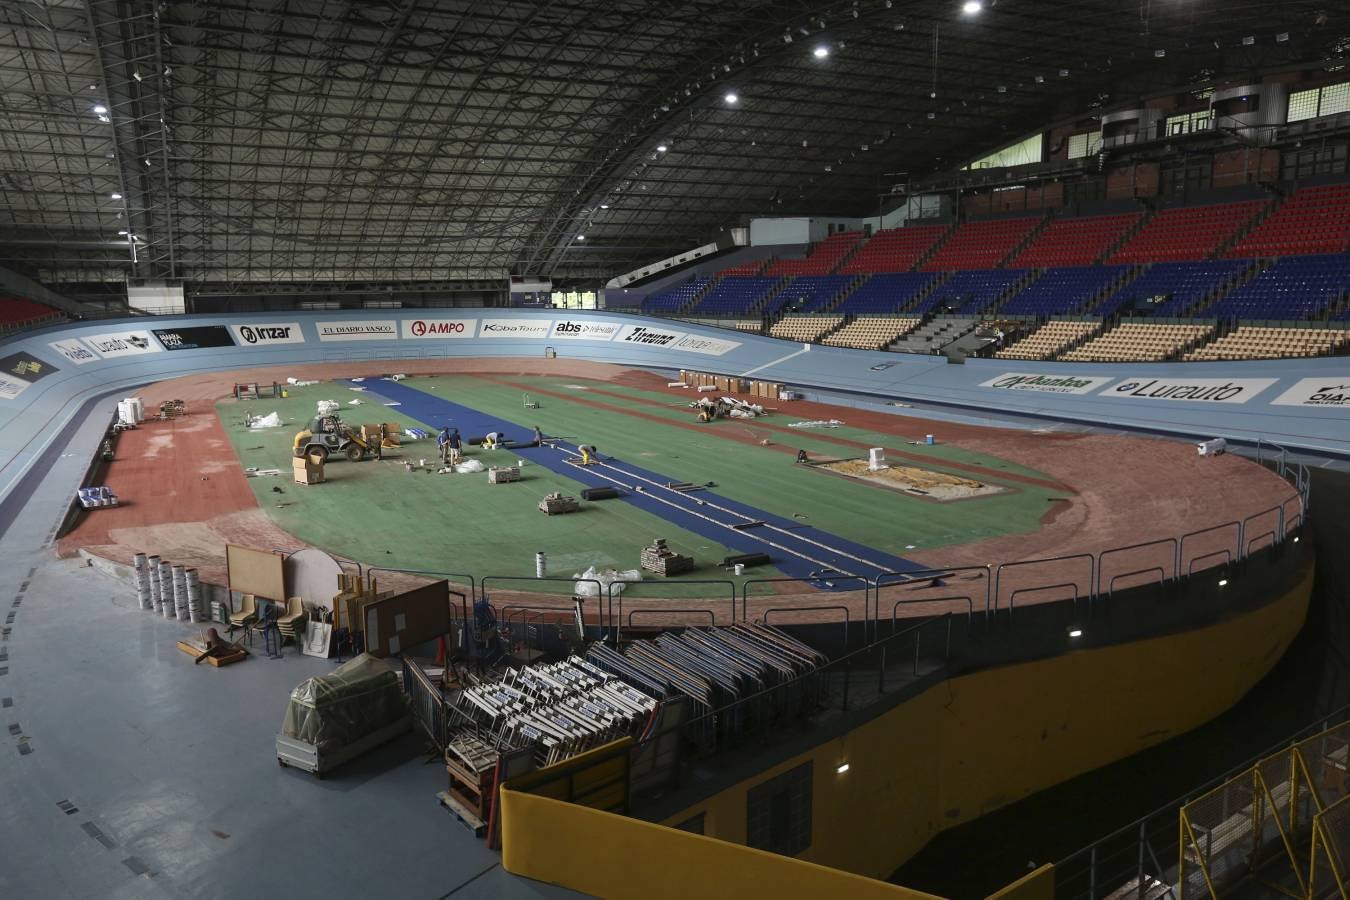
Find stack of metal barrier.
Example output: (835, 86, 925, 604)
(585, 623, 827, 753)
(446, 657, 658, 766)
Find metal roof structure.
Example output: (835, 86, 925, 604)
(0, 0, 1343, 289)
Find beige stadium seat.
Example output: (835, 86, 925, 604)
(770, 315, 844, 343)
(1186, 326, 1350, 361)
(821, 316, 921, 350)
(731, 320, 763, 333)
(1061, 322, 1213, 362)
(994, 320, 1099, 360)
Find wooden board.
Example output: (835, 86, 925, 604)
(225, 544, 287, 602)
(175, 640, 248, 667)
(363, 579, 451, 658)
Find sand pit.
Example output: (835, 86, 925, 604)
(816, 458, 1005, 501)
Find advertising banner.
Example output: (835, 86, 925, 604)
(1269, 377, 1350, 408)
(152, 325, 235, 351)
(548, 320, 620, 341)
(401, 318, 477, 339)
(980, 372, 1117, 395)
(478, 318, 551, 339)
(48, 339, 98, 365)
(1101, 376, 1276, 404)
(82, 330, 162, 358)
(316, 320, 398, 341)
(231, 322, 305, 346)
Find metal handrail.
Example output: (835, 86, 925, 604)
(1108, 567, 1167, 597)
(1186, 549, 1232, 577)
(1009, 582, 1079, 616)
(1097, 537, 1178, 596)
(626, 608, 716, 629)
(741, 575, 869, 632)
(1178, 521, 1239, 578)
(607, 578, 736, 645)
(875, 565, 992, 619)
(996, 553, 1094, 613)
(367, 565, 475, 598)
(892, 595, 974, 632)
(763, 605, 851, 650)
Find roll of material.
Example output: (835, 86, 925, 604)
(581, 486, 620, 501)
(185, 568, 204, 623)
(536, 551, 547, 579)
(147, 555, 162, 611)
(133, 554, 153, 610)
(172, 565, 189, 621)
(159, 562, 175, 618)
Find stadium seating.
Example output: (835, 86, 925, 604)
(770, 315, 844, 343)
(841, 224, 948, 274)
(918, 270, 1027, 316)
(764, 231, 864, 276)
(0, 296, 62, 331)
(1206, 254, 1350, 320)
(1009, 213, 1141, 268)
(1108, 200, 1266, 264)
(688, 276, 782, 316)
(770, 275, 856, 314)
(993, 320, 1101, 360)
(921, 215, 1042, 271)
(1184, 326, 1350, 361)
(888, 317, 979, 354)
(834, 272, 936, 314)
(1227, 184, 1350, 258)
(730, 320, 763, 333)
(999, 265, 1130, 317)
(641, 278, 709, 314)
(1060, 322, 1215, 362)
(821, 316, 921, 350)
(718, 260, 770, 276)
(1097, 260, 1249, 318)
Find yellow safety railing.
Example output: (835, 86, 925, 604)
(1178, 720, 1350, 899)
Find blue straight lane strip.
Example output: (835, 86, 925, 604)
(355, 378, 921, 586)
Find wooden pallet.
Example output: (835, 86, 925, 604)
(437, 790, 487, 837)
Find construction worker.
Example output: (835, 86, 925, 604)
(796, 449, 809, 464)
(437, 426, 452, 463)
(531, 425, 543, 446)
(373, 425, 383, 460)
(448, 428, 462, 465)
(580, 445, 597, 466)
(483, 431, 502, 450)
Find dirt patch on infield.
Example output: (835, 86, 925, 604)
(814, 458, 1003, 501)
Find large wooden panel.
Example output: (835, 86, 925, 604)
(363, 579, 452, 658)
(225, 544, 286, 601)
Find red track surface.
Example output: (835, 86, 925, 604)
(59, 359, 1300, 623)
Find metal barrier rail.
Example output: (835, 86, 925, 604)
(403, 656, 447, 752)
(742, 575, 870, 635)
(607, 579, 736, 645)
(996, 553, 1094, 613)
(876, 565, 993, 620)
(1098, 538, 1178, 596)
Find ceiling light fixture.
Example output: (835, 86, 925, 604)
(110, 192, 122, 199)
(656, 144, 668, 152)
(724, 91, 739, 104)
(575, 235, 585, 241)
(813, 45, 830, 59)
(599, 204, 610, 209)
(93, 104, 108, 114)
(961, 0, 983, 14)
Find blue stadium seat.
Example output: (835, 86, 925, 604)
(919, 270, 1026, 316)
(771, 275, 856, 314)
(1099, 260, 1248, 318)
(999, 265, 1129, 317)
(834, 273, 936, 314)
(688, 276, 781, 316)
(641, 278, 709, 314)
(1207, 254, 1350, 321)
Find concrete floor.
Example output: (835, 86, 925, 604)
(0, 397, 581, 899)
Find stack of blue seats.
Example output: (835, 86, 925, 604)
(769, 275, 855, 314)
(689, 276, 781, 316)
(1207, 254, 1350, 320)
(1000, 265, 1128, 317)
(920, 270, 1026, 315)
(641, 278, 709, 314)
(1100, 260, 1248, 318)
(835, 272, 936, 314)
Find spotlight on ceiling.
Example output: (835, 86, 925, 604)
(575, 235, 585, 241)
(656, 144, 668, 152)
(93, 104, 108, 114)
(813, 45, 830, 59)
(599, 203, 610, 209)
(961, 0, 983, 15)
(110, 192, 122, 199)
(725, 91, 739, 104)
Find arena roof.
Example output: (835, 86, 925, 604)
(0, 0, 1342, 287)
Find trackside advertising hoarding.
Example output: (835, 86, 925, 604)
(401, 318, 477, 339)
(1102, 376, 1277, 404)
(478, 318, 551, 339)
(1270, 377, 1350, 408)
(152, 325, 235, 351)
(980, 373, 1115, 395)
(316, 320, 397, 341)
(82, 330, 162, 358)
(548, 320, 620, 341)
(230, 322, 305, 346)
(48, 339, 98, 365)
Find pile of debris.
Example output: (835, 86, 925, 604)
(539, 492, 580, 515)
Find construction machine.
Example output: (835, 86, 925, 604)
(293, 414, 371, 462)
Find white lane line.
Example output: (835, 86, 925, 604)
(738, 346, 810, 378)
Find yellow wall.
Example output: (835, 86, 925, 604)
(986, 865, 1055, 900)
(500, 787, 947, 900)
(662, 565, 1312, 880)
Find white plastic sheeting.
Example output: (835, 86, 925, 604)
(248, 411, 283, 429)
(572, 565, 643, 597)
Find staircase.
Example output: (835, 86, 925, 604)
(1186, 259, 1266, 317)
(676, 277, 721, 316)
(911, 222, 960, 270)
(998, 213, 1053, 267)
(888, 316, 979, 355)
(1213, 192, 1281, 258)
(1098, 207, 1153, 263)
(821, 275, 868, 313)
(898, 272, 951, 314)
